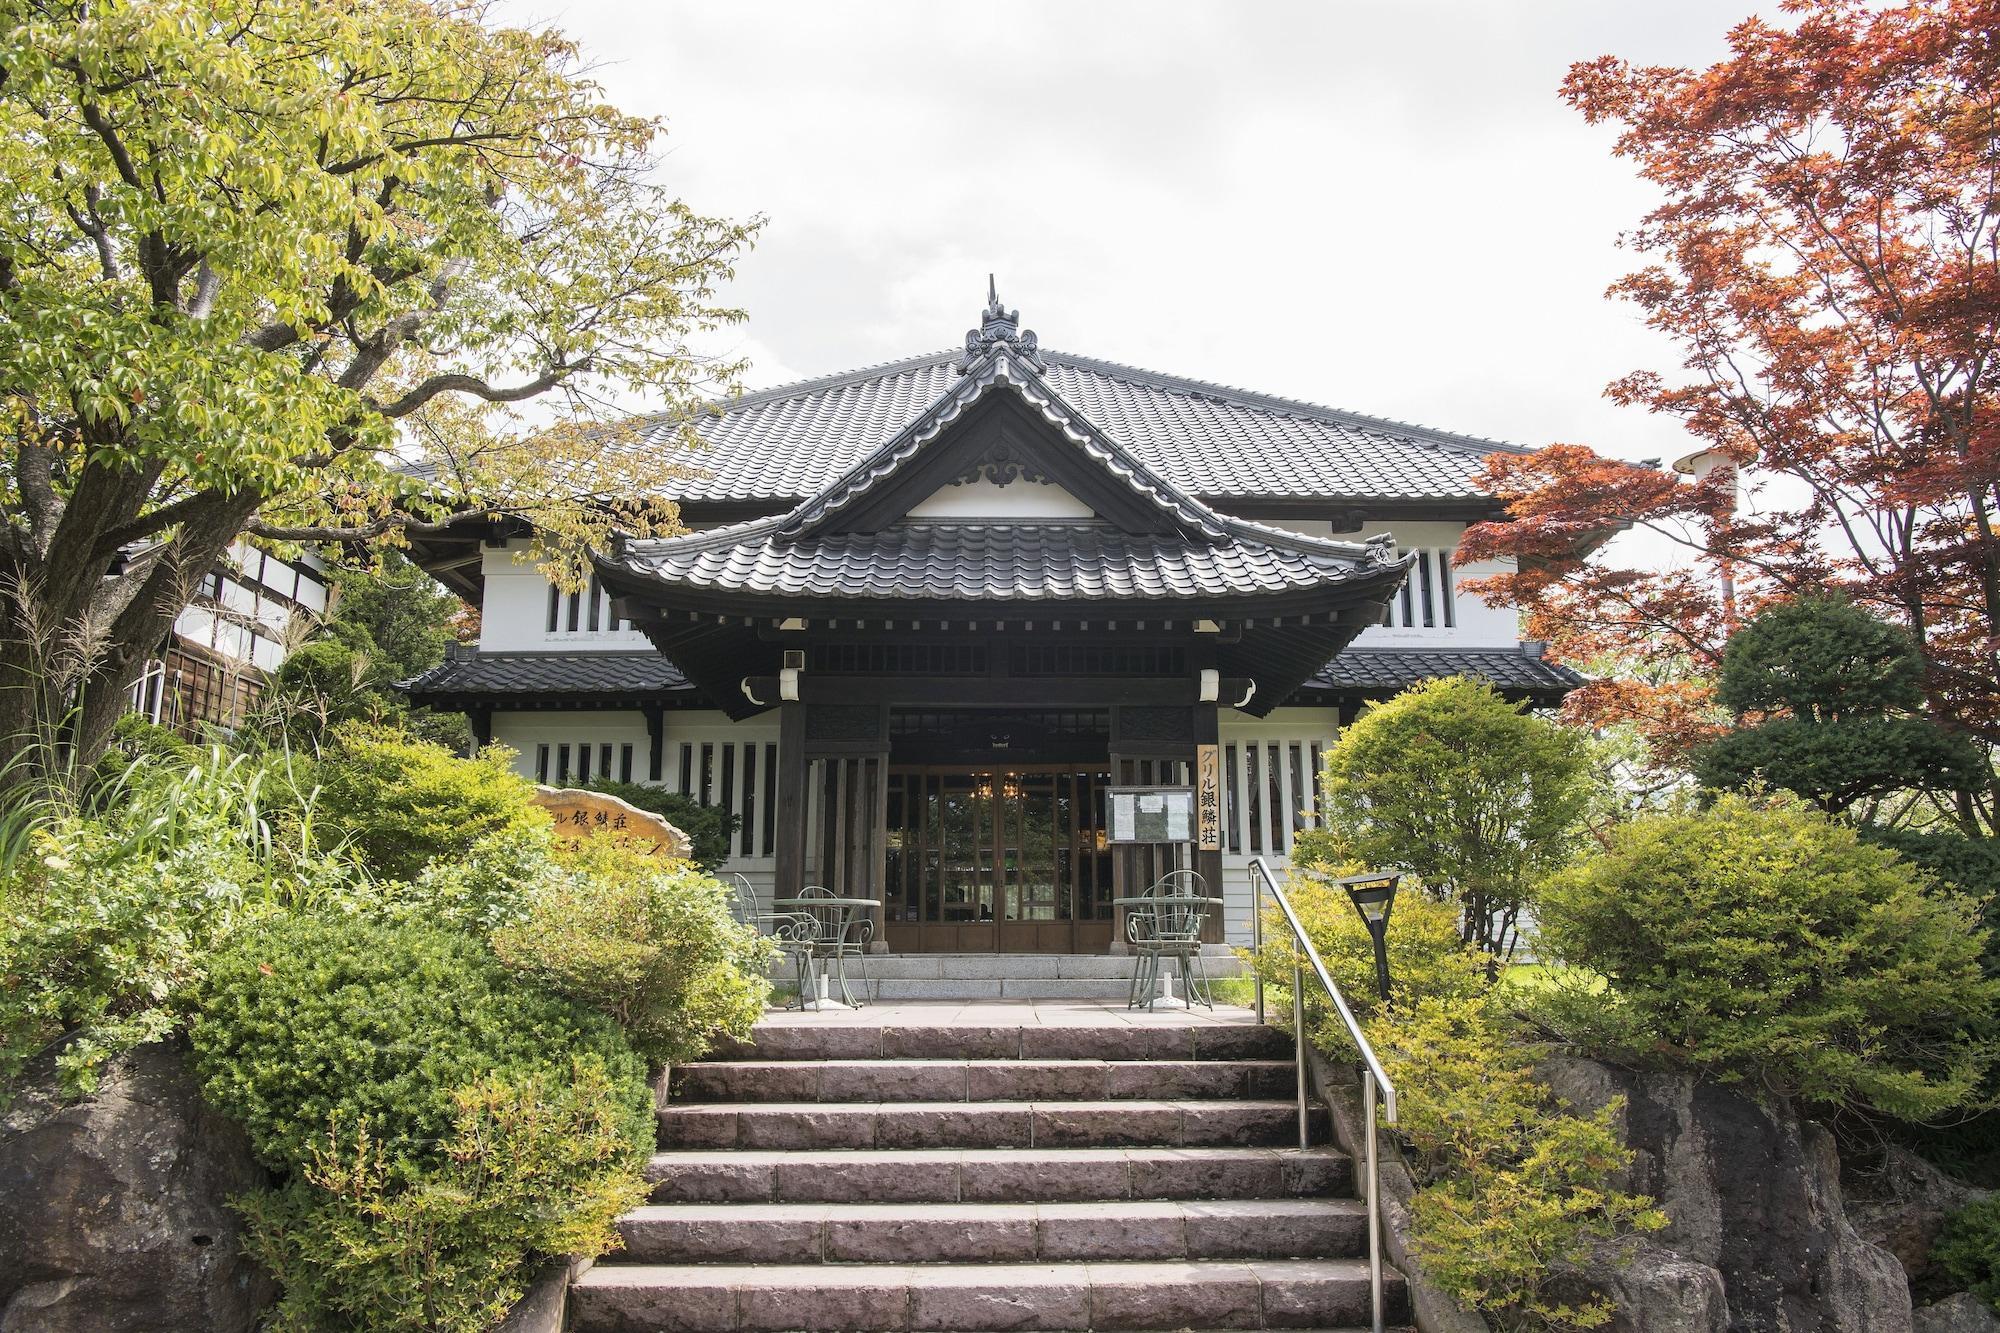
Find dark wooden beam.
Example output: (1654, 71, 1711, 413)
(642, 703, 665, 782)
(773, 702, 807, 898)
(765, 676, 1204, 706)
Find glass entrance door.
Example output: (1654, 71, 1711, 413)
(884, 768, 1115, 952)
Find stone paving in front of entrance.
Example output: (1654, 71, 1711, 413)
(748, 998, 1264, 1030)
(775, 954, 1249, 1004)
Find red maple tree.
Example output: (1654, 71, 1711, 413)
(1462, 0, 2000, 805)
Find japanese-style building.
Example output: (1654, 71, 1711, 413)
(404, 287, 1579, 951)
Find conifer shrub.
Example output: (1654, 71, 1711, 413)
(1253, 870, 1663, 1331)
(310, 724, 544, 880)
(1933, 1197, 2000, 1312)
(189, 914, 651, 1172)
(491, 836, 773, 1067)
(1533, 793, 1999, 1120)
(1247, 874, 1486, 1042)
(238, 1061, 649, 1333)
(1377, 997, 1665, 1331)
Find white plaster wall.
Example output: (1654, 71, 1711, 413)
(1215, 705, 1341, 947)
(1254, 516, 1517, 648)
(907, 476, 1097, 520)
(478, 540, 651, 652)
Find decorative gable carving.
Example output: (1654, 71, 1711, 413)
(948, 440, 1049, 489)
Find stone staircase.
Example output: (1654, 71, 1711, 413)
(571, 1004, 1409, 1331)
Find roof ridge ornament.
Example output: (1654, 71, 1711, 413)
(957, 274, 1044, 373)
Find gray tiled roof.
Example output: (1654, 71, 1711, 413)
(643, 348, 1526, 506)
(401, 648, 686, 701)
(778, 351, 1228, 541)
(609, 517, 1403, 604)
(404, 644, 1581, 704)
(1307, 646, 1584, 696)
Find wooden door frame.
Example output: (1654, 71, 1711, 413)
(883, 764, 1113, 954)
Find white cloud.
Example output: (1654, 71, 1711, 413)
(500, 0, 1762, 473)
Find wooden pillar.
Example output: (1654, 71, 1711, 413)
(773, 701, 807, 898)
(1108, 749, 1130, 954)
(466, 706, 492, 753)
(642, 703, 665, 782)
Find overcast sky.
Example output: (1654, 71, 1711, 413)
(498, 0, 1764, 469)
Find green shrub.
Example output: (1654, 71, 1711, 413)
(312, 723, 544, 881)
(1247, 872, 1487, 1045)
(1251, 880, 1662, 1330)
(238, 1060, 649, 1333)
(1860, 823, 2000, 911)
(1299, 676, 1594, 960)
(492, 838, 773, 1067)
(1380, 998, 1665, 1332)
(1533, 793, 2000, 1120)
(95, 711, 198, 776)
(1933, 1197, 2000, 1311)
(586, 779, 738, 870)
(377, 824, 562, 935)
(0, 751, 360, 1095)
(189, 914, 650, 1171)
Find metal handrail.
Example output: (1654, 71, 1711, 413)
(1247, 856, 1398, 1333)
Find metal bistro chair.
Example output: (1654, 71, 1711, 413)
(795, 885, 873, 1008)
(1126, 869, 1215, 1011)
(730, 874, 817, 1010)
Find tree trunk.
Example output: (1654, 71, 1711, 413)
(0, 482, 260, 788)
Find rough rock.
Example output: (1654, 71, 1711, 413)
(0, 1039, 274, 1332)
(1572, 1248, 1731, 1333)
(1914, 1294, 2000, 1333)
(1542, 1055, 1912, 1333)
(1845, 1144, 1992, 1282)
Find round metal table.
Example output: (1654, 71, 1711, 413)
(773, 896, 876, 1010)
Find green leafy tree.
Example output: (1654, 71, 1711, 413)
(1695, 598, 1991, 825)
(320, 554, 462, 687)
(0, 0, 758, 777)
(1534, 793, 2000, 1121)
(1298, 676, 1594, 961)
(259, 554, 468, 749)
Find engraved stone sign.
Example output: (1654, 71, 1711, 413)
(532, 785, 691, 859)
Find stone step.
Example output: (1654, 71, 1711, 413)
(712, 1021, 1289, 1064)
(617, 1198, 1368, 1265)
(646, 1146, 1352, 1205)
(674, 1059, 1297, 1104)
(657, 1100, 1323, 1152)
(570, 1258, 1407, 1331)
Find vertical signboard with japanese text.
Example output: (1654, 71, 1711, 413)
(1195, 744, 1222, 851)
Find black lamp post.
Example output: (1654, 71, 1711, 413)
(1336, 872, 1400, 1005)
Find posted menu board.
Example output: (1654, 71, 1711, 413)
(1105, 786, 1197, 845)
